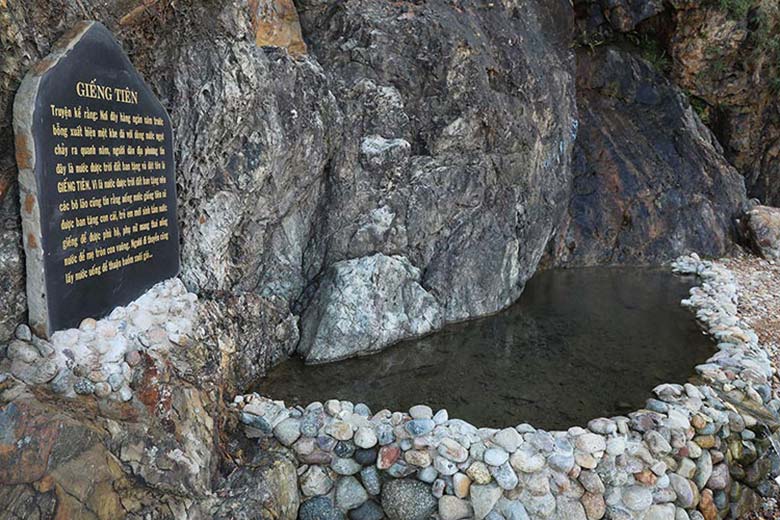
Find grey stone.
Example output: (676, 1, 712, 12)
(439, 495, 472, 520)
(493, 428, 523, 452)
(621, 485, 653, 511)
(332, 457, 362, 476)
(643, 504, 677, 520)
(240, 412, 272, 435)
(360, 466, 381, 496)
(490, 462, 518, 490)
(300, 497, 344, 520)
(354, 427, 378, 449)
(300, 465, 333, 497)
(301, 410, 323, 437)
(14, 324, 32, 342)
(354, 448, 377, 466)
(334, 441, 356, 458)
(669, 474, 699, 508)
(298, 254, 443, 363)
(438, 437, 469, 463)
(418, 465, 438, 484)
(376, 423, 394, 445)
(381, 479, 437, 520)
(409, 404, 433, 419)
(555, 497, 587, 520)
(93, 382, 111, 398)
(335, 476, 368, 511)
(510, 447, 545, 473)
(498, 498, 530, 520)
(348, 500, 384, 520)
(574, 433, 606, 454)
(73, 378, 95, 395)
(706, 463, 730, 490)
(405, 419, 435, 437)
(484, 447, 509, 466)
(354, 403, 371, 417)
(471, 483, 503, 520)
(273, 418, 302, 447)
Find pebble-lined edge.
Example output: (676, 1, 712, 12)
(232, 254, 780, 520)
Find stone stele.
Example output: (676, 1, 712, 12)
(13, 21, 179, 338)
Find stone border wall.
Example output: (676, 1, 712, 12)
(232, 254, 780, 520)
(1, 277, 196, 399)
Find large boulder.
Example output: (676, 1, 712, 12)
(742, 205, 780, 260)
(545, 48, 747, 266)
(298, 254, 442, 363)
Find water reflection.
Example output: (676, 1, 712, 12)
(257, 267, 714, 429)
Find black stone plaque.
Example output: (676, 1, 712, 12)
(14, 22, 179, 337)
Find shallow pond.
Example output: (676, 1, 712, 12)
(256, 267, 714, 430)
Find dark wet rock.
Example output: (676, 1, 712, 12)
(575, 0, 665, 33)
(349, 500, 385, 520)
(355, 448, 378, 466)
(545, 48, 746, 267)
(381, 479, 437, 520)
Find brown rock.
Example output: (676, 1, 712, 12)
(669, 5, 780, 206)
(248, 0, 307, 56)
(743, 205, 780, 260)
(377, 445, 401, 470)
(0, 401, 62, 485)
(581, 491, 606, 520)
(634, 469, 657, 486)
(698, 488, 718, 520)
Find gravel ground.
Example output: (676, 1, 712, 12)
(722, 254, 780, 519)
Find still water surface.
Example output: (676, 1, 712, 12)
(257, 267, 714, 429)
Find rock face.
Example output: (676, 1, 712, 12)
(742, 205, 780, 260)
(574, 0, 780, 207)
(291, 0, 577, 360)
(1, 0, 578, 368)
(0, 192, 24, 344)
(545, 48, 747, 266)
(575, 0, 665, 33)
(668, 3, 780, 207)
(0, 372, 221, 518)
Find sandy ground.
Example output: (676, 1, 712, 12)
(723, 255, 780, 519)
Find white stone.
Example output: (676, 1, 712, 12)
(493, 428, 523, 452)
(354, 426, 378, 448)
(409, 404, 433, 419)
